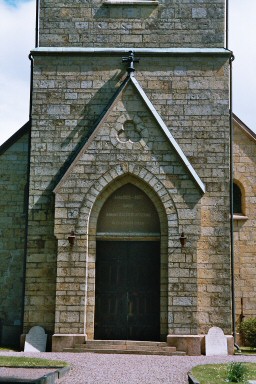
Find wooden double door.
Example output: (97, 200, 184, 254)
(95, 241, 160, 341)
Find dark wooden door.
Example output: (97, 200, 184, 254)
(95, 241, 160, 341)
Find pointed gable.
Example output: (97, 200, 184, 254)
(54, 75, 205, 194)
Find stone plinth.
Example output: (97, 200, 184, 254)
(167, 335, 204, 356)
(52, 334, 87, 352)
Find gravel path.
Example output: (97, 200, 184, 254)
(1, 352, 256, 384)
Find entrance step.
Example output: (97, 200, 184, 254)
(64, 340, 186, 356)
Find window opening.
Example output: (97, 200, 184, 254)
(233, 182, 243, 214)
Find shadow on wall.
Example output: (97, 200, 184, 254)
(0, 321, 22, 350)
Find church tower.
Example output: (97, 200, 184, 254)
(24, 0, 233, 352)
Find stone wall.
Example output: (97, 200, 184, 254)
(0, 124, 29, 346)
(24, 52, 232, 337)
(39, 0, 225, 48)
(23, 0, 232, 342)
(233, 118, 256, 324)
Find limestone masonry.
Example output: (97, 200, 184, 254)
(1, 0, 254, 354)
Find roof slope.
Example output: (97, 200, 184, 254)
(0, 121, 30, 156)
(130, 74, 205, 193)
(233, 113, 256, 142)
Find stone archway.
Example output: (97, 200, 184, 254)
(83, 171, 178, 341)
(95, 183, 161, 341)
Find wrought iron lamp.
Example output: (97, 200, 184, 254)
(68, 231, 76, 246)
(179, 232, 187, 248)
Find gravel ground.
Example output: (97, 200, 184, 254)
(0, 351, 256, 384)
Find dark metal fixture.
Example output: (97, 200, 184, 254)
(68, 231, 76, 246)
(122, 51, 140, 74)
(179, 232, 187, 248)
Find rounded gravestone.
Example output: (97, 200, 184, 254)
(24, 326, 47, 352)
(205, 327, 228, 356)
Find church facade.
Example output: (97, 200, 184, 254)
(2, 0, 254, 353)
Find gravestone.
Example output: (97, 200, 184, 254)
(205, 327, 228, 356)
(24, 326, 47, 352)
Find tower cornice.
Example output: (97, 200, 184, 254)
(30, 47, 232, 57)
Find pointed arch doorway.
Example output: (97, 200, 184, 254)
(95, 183, 161, 341)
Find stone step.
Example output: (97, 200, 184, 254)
(63, 340, 186, 356)
(74, 344, 177, 353)
(64, 347, 186, 356)
(85, 340, 170, 348)
(86, 340, 168, 346)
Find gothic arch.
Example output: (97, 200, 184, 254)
(81, 166, 180, 340)
(76, 163, 179, 237)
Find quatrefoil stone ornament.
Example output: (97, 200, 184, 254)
(118, 120, 141, 143)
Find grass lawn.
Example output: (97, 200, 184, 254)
(0, 347, 15, 352)
(191, 363, 256, 384)
(0, 356, 69, 368)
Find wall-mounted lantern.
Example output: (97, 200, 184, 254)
(179, 232, 187, 248)
(68, 231, 76, 246)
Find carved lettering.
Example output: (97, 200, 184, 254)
(97, 184, 160, 234)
